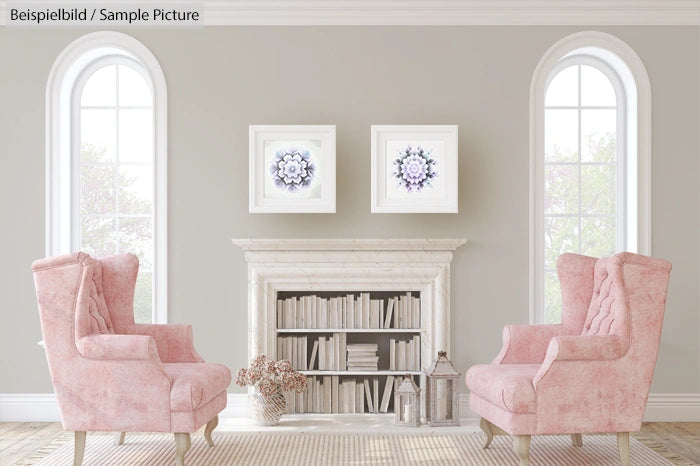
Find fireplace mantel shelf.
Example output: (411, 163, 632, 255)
(231, 238, 467, 252)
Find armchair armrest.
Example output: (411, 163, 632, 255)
(493, 324, 568, 364)
(533, 334, 628, 387)
(543, 334, 627, 362)
(133, 323, 204, 363)
(76, 334, 161, 362)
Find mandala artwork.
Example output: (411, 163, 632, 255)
(393, 145, 438, 192)
(270, 147, 316, 192)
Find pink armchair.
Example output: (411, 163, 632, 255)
(465, 252, 671, 466)
(32, 252, 231, 466)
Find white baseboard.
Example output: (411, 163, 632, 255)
(0, 394, 62, 422)
(2, 392, 699, 423)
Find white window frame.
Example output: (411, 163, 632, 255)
(530, 31, 652, 324)
(46, 31, 168, 324)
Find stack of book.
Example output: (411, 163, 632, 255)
(389, 335, 421, 371)
(346, 343, 379, 371)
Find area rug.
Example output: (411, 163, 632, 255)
(29, 431, 679, 466)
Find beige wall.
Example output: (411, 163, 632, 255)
(0, 26, 697, 394)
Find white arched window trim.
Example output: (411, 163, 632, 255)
(530, 31, 651, 323)
(46, 31, 168, 324)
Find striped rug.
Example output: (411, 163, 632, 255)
(34, 431, 674, 465)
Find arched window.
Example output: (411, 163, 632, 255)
(531, 31, 651, 323)
(47, 32, 167, 323)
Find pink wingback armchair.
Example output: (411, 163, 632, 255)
(32, 252, 231, 466)
(466, 252, 671, 466)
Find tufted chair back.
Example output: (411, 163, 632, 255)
(580, 254, 630, 339)
(74, 254, 115, 339)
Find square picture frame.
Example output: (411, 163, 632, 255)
(249, 125, 336, 213)
(371, 125, 458, 213)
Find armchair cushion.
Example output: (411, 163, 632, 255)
(465, 364, 539, 414)
(164, 363, 232, 412)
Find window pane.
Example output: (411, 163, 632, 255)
(119, 65, 152, 107)
(581, 65, 616, 107)
(134, 271, 152, 324)
(545, 65, 578, 107)
(119, 109, 153, 164)
(544, 216, 579, 270)
(544, 271, 562, 324)
(581, 216, 616, 258)
(81, 216, 117, 257)
(119, 165, 153, 215)
(581, 165, 616, 215)
(545, 165, 579, 214)
(545, 109, 578, 162)
(80, 158, 115, 216)
(581, 109, 616, 162)
(81, 65, 116, 107)
(119, 217, 153, 270)
(81, 109, 116, 161)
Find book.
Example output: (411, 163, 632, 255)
(331, 376, 339, 414)
(362, 293, 371, 329)
(380, 375, 395, 413)
(384, 298, 395, 329)
(333, 333, 340, 371)
(413, 335, 420, 370)
(302, 336, 308, 370)
(323, 376, 331, 413)
(346, 294, 355, 328)
(369, 299, 379, 329)
(356, 380, 364, 414)
(342, 296, 347, 329)
(297, 297, 304, 329)
(348, 379, 356, 413)
(309, 340, 319, 370)
(277, 300, 284, 329)
(318, 336, 326, 371)
(379, 299, 384, 329)
(412, 296, 420, 329)
(389, 338, 396, 370)
(305, 296, 313, 330)
(373, 378, 379, 414)
(405, 292, 412, 328)
(398, 340, 406, 370)
(363, 379, 373, 412)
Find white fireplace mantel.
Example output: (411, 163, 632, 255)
(232, 238, 467, 366)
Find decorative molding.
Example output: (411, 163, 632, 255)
(3, 1, 700, 26)
(2, 393, 698, 422)
(232, 238, 467, 252)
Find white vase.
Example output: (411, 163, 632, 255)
(251, 389, 287, 426)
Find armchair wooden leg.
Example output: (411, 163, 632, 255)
(73, 431, 86, 466)
(174, 432, 191, 466)
(617, 432, 630, 466)
(479, 417, 494, 449)
(114, 432, 126, 446)
(204, 415, 219, 447)
(513, 435, 531, 466)
(571, 433, 583, 447)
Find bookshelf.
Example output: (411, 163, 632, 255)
(233, 238, 467, 422)
(276, 291, 422, 415)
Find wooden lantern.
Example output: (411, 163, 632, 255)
(425, 350, 460, 426)
(394, 374, 421, 427)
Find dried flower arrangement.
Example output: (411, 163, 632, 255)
(235, 354, 308, 397)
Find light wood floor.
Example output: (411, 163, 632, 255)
(0, 422, 698, 465)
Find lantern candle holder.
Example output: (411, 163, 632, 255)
(394, 374, 421, 427)
(425, 350, 460, 426)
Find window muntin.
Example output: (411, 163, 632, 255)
(74, 58, 155, 323)
(542, 56, 625, 323)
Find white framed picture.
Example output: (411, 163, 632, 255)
(371, 125, 458, 213)
(249, 125, 336, 213)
